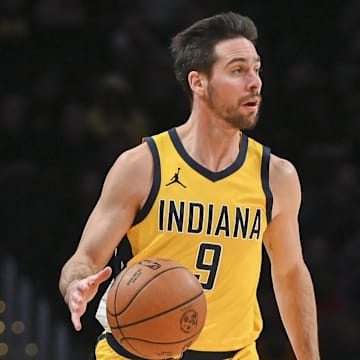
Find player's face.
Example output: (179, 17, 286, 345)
(205, 37, 262, 130)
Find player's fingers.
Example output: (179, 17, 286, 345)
(66, 267, 112, 331)
(71, 312, 82, 331)
(76, 281, 91, 294)
(89, 266, 112, 287)
(71, 289, 86, 305)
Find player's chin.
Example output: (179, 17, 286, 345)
(239, 113, 259, 131)
(226, 110, 259, 131)
(246, 115, 259, 130)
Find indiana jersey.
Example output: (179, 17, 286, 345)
(120, 128, 273, 352)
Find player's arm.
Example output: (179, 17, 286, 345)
(58, 142, 153, 330)
(263, 155, 320, 360)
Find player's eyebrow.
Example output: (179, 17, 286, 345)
(226, 56, 261, 67)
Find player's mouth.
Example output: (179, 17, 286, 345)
(241, 98, 260, 111)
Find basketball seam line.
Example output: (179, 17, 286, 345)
(108, 266, 189, 317)
(110, 291, 205, 329)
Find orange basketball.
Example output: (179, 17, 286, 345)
(106, 258, 207, 359)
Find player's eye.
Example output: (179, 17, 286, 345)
(233, 68, 244, 75)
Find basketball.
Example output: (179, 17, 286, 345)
(106, 258, 207, 359)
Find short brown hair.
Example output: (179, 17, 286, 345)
(170, 12, 258, 102)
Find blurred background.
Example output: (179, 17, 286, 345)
(0, 0, 359, 359)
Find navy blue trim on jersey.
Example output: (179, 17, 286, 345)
(96, 333, 145, 360)
(100, 332, 241, 360)
(168, 128, 248, 182)
(132, 137, 161, 225)
(114, 236, 133, 277)
(261, 146, 273, 223)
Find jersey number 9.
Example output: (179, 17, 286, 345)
(194, 242, 222, 290)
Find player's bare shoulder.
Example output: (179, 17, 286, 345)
(102, 141, 154, 208)
(116, 141, 153, 172)
(269, 154, 302, 217)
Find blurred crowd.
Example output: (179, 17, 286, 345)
(1, 0, 359, 358)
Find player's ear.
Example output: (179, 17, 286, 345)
(188, 71, 207, 96)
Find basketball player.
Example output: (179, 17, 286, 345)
(59, 12, 320, 360)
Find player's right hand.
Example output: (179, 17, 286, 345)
(66, 266, 112, 331)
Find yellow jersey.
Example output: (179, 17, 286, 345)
(122, 128, 272, 352)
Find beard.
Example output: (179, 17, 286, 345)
(206, 84, 261, 131)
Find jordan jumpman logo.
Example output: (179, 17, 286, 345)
(166, 168, 187, 188)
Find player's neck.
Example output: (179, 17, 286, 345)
(176, 115, 242, 172)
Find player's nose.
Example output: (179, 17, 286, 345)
(246, 70, 262, 92)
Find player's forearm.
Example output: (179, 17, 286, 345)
(272, 263, 320, 360)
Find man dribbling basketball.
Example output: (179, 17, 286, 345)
(59, 11, 320, 360)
